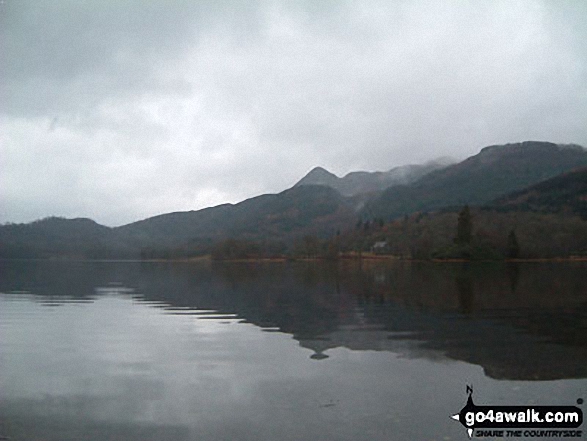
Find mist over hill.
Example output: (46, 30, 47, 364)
(1, 141, 586, 259)
(295, 158, 454, 197)
(363, 141, 587, 220)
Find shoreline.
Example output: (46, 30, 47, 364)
(2, 255, 587, 263)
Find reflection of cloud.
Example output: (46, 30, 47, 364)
(2, 260, 587, 387)
(1, 260, 586, 440)
(0, 396, 192, 441)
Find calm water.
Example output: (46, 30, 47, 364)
(0, 260, 585, 440)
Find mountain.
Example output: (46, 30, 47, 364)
(119, 184, 354, 248)
(2, 141, 587, 260)
(295, 158, 453, 197)
(490, 167, 587, 219)
(364, 141, 587, 220)
(0, 217, 133, 259)
(0, 185, 355, 259)
(294, 166, 340, 188)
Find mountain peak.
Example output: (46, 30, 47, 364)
(295, 167, 339, 187)
(294, 159, 453, 196)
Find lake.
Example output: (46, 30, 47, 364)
(0, 260, 585, 440)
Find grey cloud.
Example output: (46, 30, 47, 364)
(0, 0, 263, 117)
(1, 0, 586, 225)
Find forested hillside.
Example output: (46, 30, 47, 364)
(491, 167, 587, 219)
(363, 142, 587, 220)
(1, 141, 586, 260)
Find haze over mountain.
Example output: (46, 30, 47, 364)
(1, 141, 586, 259)
(364, 141, 587, 220)
(4, 1, 587, 227)
(295, 158, 454, 197)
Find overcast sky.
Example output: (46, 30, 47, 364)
(1, 0, 586, 226)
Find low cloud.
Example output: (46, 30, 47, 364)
(1, 0, 586, 225)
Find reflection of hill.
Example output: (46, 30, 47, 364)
(296, 303, 587, 381)
(1, 260, 586, 381)
(333, 261, 587, 380)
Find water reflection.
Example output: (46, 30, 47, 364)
(2, 260, 586, 441)
(1, 260, 585, 381)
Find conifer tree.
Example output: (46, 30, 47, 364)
(455, 205, 472, 245)
(507, 229, 520, 258)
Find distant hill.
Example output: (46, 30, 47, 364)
(490, 167, 587, 219)
(295, 158, 453, 197)
(119, 184, 354, 247)
(0, 186, 355, 259)
(0, 217, 133, 259)
(364, 141, 587, 220)
(2, 141, 587, 259)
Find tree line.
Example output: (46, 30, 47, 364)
(209, 206, 587, 261)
